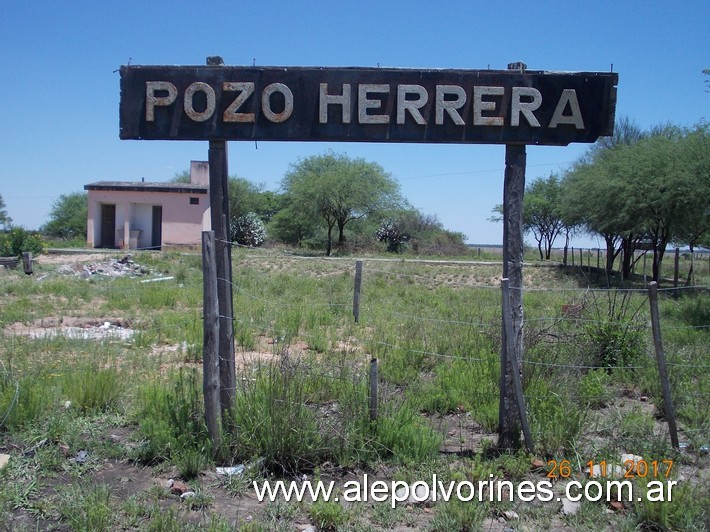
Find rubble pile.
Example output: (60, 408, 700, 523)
(57, 255, 148, 278)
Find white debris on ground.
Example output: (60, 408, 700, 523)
(6, 319, 135, 341)
(57, 255, 148, 278)
(26, 321, 135, 341)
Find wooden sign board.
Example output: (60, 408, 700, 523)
(120, 66, 617, 146)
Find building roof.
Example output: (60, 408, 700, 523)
(84, 181, 208, 194)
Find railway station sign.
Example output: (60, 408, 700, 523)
(120, 65, 617, 146)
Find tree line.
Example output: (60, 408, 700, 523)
(493, 119, 709, 282)
(20, 152, 465, 256)
(223, 152, 467, 256)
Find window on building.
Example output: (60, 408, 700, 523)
(189, 197, 199, 205)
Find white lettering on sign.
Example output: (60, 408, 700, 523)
(144, 81, 588, 130)
(473, 86, 504, 126)
(511, 87, 542, 127)
(549, 89, 584, 129)
(184, 82, 216, 122)
(397, 85, 428, 125)
(319, 83, 352, 124)
(435, 85, 466, 125)
(358, 84, 390, 124)
(223, 82, 255, 122)
(145, 81, 177, 121)
(261, 83, 294, 123)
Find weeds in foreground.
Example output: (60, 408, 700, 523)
(0, 251, 706, 531)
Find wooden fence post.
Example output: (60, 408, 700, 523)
(202, 231, 221, 452)
(353, 260, 363, 323)
(643, 252, 648, 286)
(369, 358, 378, 422)
(21, 252, 33, 275)
(673, 248, 680, 297)
(648, 282, 680, 451)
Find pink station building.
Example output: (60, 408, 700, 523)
(85, 161, 211, 250)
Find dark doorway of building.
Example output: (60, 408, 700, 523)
(100, 204, 116, 248)
(151, 205, 163, 250)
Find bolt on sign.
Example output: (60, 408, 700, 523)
(120, 66, 617, 146)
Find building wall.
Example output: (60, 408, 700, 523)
(86, 189, 210, 249)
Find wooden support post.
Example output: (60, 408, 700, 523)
(499, 141, 526, 452)
(648, 282, 680, 451)
(571, 247, 575, 266)
(353, 260, 363, 323)
(21, 252, 33, 275)
(209, 138, 236, 422)
(202, 231, 221, 452)
(501, 278, 533, 452)
(369, 358, 378, 422)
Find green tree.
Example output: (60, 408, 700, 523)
(170, 170, 191, 183)
(490, 173, 570, 260)
(671, 122, 710, 255)
(561, 118, 648, 279)
(281, 152, 401, 256)
(268, 194, 320, 247)
(522, 173, 566, 260)
(0, 194, 11, 230)
(41, 192, 88, 240)
(228, 177, 280, 223)
(563, 120, 709, 282)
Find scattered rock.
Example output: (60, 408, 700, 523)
(589, 463, 624, 478)
(180, 491, 196, 499)
(171, 480, 189, 495)
(216, 465, 245, 476)
(503, 510, 519, 520)
(0, 454, 10, 470)
(609, 500, 624, 511)
(57, 256, 148, 279)
(75, 450, 89, 463)
(532, 458, 546, 470)
(620, 453, 643, 466)
(561, 497, 581, 515)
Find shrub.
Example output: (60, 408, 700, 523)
(133, 369, 210, 463)
(231, 212, 267, 247)
(62, 365, 124, 413)
(375, 399, 443, 463)
(377, 219, 409, 253)
(57, 483, 114, 532)
(308, 500, 349, 531)
(0, 227, 46, 257)
(577, 370, 613, 408)
(232, 360, 327, 474)
(0, 370, 53, 430)
(586, 320, 645, 370)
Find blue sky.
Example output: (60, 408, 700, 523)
(1, 1, 708, 246)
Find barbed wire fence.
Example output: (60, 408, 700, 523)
(1, 246, 708, 457)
